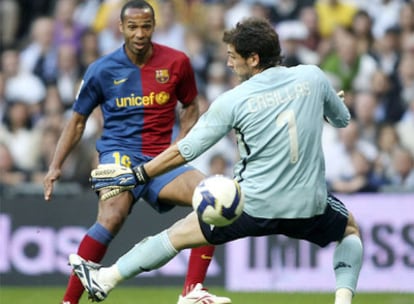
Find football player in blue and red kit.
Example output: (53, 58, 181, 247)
(43, 1, 230, 304)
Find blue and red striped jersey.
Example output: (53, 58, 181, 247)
(73, 43, 198, 156)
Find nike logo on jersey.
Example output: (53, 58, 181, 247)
(113, 78, 128, 85)
(201, 254, 213, 260)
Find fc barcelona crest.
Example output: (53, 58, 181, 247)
(155, 69, 169, 83)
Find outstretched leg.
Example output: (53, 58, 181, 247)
(69, 212, 231, 303)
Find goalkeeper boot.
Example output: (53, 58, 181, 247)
(68, 254, 112, 302)
(177, 283, 232, 304)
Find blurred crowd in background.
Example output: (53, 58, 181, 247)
(0, 0, 414, 194)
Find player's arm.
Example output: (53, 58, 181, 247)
(174, 97, 200, 142)
(323, 88, 350, 128)
(43, 112, 88, 201)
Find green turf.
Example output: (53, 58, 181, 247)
(0, 287, 413, 304)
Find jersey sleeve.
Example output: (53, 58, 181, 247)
(72, 62, 103, 116)
(318, 67, 351, 128)
(175, 55, 198, 106)
(178, 95, 234, 161)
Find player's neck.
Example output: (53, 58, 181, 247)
(125, 45, 153, 68)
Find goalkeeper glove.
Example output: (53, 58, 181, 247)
(90, 164, 150, 200)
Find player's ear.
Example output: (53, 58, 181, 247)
(118, 19, 123, 33)
(247, 53, 259, 68)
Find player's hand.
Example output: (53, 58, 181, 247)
(90, 164, 150, 201)
(43, 168, 62, 201)
(337, 90, 344, 100)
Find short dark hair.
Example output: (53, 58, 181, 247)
(120, 0, 155, 22)
(223, 17, 282, 69)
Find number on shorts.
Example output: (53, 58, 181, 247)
(112, 152, 132, 168)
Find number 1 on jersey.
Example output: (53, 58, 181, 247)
(276, 109, 299, 164)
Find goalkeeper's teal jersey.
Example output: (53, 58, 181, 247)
(178, 65, 350, 219)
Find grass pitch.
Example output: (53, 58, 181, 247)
(0, 287, 413, 304)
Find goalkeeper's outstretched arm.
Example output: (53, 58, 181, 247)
(144, 143, 187, 178)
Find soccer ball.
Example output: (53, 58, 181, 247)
(192, 175, 244, 227)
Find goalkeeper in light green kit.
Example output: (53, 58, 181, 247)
(70, 17, 363, 304)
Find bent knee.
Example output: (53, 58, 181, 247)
(344, 212, 360, 238)
(97, 193, 132, 233)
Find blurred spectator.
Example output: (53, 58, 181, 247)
(365, 0, 403, 40)
(329, 149, 383, 193)
(397, 52, 414, 106)
(55, 44, 81, 108)
(277, 20, 319, 66)
(320, 27, 378, 91)
(353, 91, 378, 145)
(2, 48, 46, 121)
(324, 119, 377, 185)
(351, 10, 374, 55)
(153, 0, 186, 52)
(268, 0, 313, 25)
(299, 5, 322, 52)
(388, 146, 414, 189)
(398, 2, 414, 43)
(73, 0, 101, 29)
(183, 28, 210, 94)
(31, 125, 61, 184)
(396, 97, 414, 158)
(315, 0, 358, 39)
(97, 1, 125, 54)
(224, 0, 252, 29)
(370, 69, 405, 123)
(373, 123, 400, 184)
(78, 28, 101, 74)
(1, 0, 20, 48)
(203, 2, 228, 62)
(0, 101, 41, 172)
(371, 26, 401, 77)
(205, 60, 231, 102)
(250, 2, 272, 21)
(0, 72, 6, 122)
(53, 0, 87, 52)
(36, 85, 66, 131)
(0, 142, 27, 186)
(14, 0, 55, 42)
(19, 16, 58, 84)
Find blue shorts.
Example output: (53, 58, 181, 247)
(100, 151, 194, 213)
(199, 193, 349, 248)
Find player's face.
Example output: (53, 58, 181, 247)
(226, 45, 253, 82)
(120, 7, 155, 58)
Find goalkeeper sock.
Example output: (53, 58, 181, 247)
(182, 245, 216, 295)
(333, 234, 363, 298)
(116, 230, 178, 279)
(335, 288, 353, 304)
(62, 223, 113, 303)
